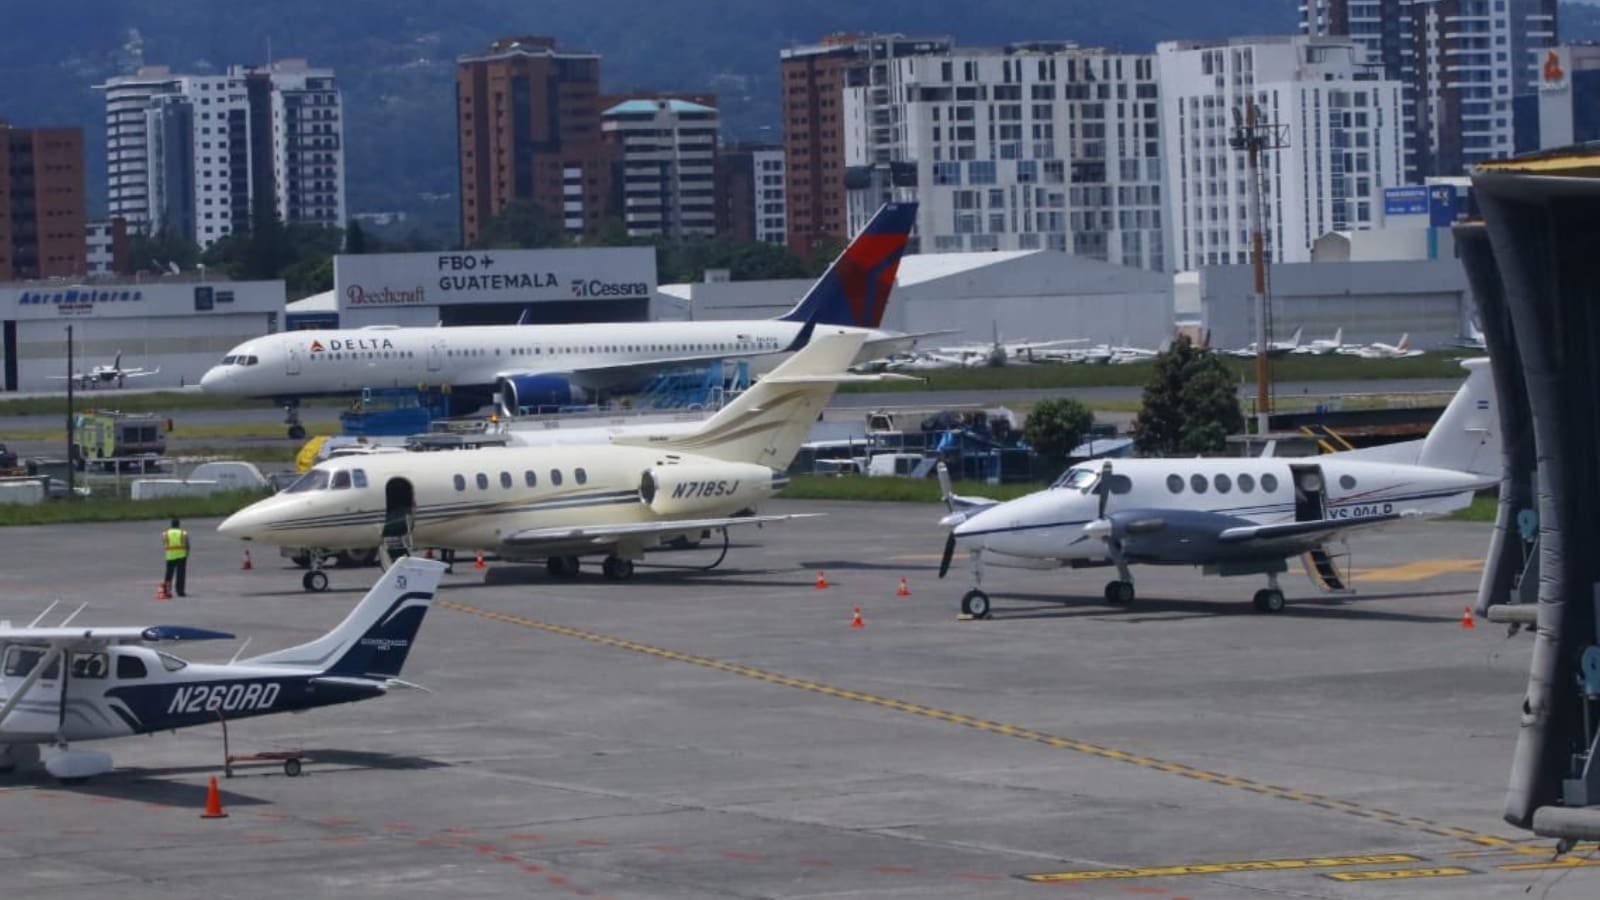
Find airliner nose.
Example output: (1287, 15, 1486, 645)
(199, 366, 224, 391)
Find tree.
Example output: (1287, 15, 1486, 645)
(126, 228, 200, 274)
(1131, 335, 1245, 456)
(345, 218, 370, 254)
(1024, 397, 1096, 474)
(473, 200, 570, 250)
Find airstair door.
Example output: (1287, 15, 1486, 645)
(1289, 463, 1328, 522)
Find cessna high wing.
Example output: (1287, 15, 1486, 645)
(0, 558, 443, 780)
(218, 331, 904, 591)
(934, 359, 1498, 619)
(200, 203, 921, 438)
(47, 352, 160, 389)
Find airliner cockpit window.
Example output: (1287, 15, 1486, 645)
(221, 355, 237, 365)
(1050, 467, 1099, 492)
(283, 469, 331, 493)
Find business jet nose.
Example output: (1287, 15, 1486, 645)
(216, 506, 260, 540)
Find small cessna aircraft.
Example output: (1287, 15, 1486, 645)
(0, 558, 444, 780)
(48, 352, 160, 389)
(1348, 333, 1424, 359)
(1291, 328, 1347, 356)
(218, 331, 909, 591)
(935, 359, 1498, 619)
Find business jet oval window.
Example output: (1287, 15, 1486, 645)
(550, 469, 564, 486)
(1214, 474, 1232, 493)
(1298, 471, 1324, 494)
(1339, 474, 1357, 490)
(524, 470, 537, 487)
(1166, 474, 1184, 494)
(575, 468, 588, 485)
(1238, 473, 1255, 493)
(476, 473, 489, 490)
(1190, 474, 1208, 494)
(453, 474, 466, 492)
(1261, 473, 1279, 493)
(500, 471, 512, 489)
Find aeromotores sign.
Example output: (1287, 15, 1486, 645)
(334, 247, 656, 310)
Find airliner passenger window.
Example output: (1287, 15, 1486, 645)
(453, 475, 466, 491)
(1167, 474, 1183, 493)
(1261, 473, 1279, 493)
(331, 470, 352, 490)
(476, 473, 489, 490)
(550, 469, 563, 486)
(575, 468, 588, 485)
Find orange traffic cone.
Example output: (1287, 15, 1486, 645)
(850, 606, 865, 629)
(1460, 606, 1476, 630)
(156, 581, 171, 601)
(815, 571, 829, 590)
(474, 550, 486, 570)
(200, 775, 228, 819)
(896, 577, 911, 597)
(241, 550, 253, 571)
(424, 548, 435, 560)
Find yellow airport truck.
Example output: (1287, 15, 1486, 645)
(73, 411, 166, 471)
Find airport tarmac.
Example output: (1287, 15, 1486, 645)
(2, 502, 1588, 899)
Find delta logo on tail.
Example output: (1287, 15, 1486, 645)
(782, 202, 917, 330)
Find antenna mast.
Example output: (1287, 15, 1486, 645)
(1229, 98, 1289, 435)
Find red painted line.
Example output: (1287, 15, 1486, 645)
(384, 822, 417, 832)
(444, 826, 478, 835)
(509, 833, 544, 842)
(647, 844, 686, 854)
(722, 850, 764, 861)
(497, 853, 521, 864)
(520, 864, 544, 874)
(546, 875, 569, 886)
(576, 838, 609, 847)
(474, 842, 499, 855)
(318, 816, 360, 826)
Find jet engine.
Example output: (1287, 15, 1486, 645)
(498, 374, 585, 413)
(638, 463, 777, 516)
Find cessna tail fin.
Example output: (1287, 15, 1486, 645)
(246, 557, 445, 678)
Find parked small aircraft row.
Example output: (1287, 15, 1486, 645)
(1223, 328, 1424, 359)
(48, 351, 159, 390)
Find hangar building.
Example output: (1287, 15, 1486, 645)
(0, 277, 285, 391)
(331, 247, 656, 328)
(656, 251, 1174, 349)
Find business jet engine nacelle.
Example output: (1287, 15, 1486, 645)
(639, 463, 777, 516)
(498, 374, 586, 412)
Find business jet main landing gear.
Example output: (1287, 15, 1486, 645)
(284, 401, 306, 440)
(601, 556, 635, 581)
(546, 556, 581, 578)
(1251, 573, 1286, 613)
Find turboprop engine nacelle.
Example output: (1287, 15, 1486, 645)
(639, 463, 777, 516)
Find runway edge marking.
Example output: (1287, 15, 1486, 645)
(439, 600, 1511, 849)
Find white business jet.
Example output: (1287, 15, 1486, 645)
(1291, 328, 1347, 355)
(200, 203, 921, 438)
(218, 331, 902, 591)
(1227, 327, 1304, 358)
(934, 359, 1498, 619)
(0, 558, 443, 781)
(47, 352, 160, 389)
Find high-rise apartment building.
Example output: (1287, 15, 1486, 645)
(1156, 36, 1404, 271)
(0, 123, 87, 280)
(95, 61, 344, 247)
(835, 42, 1166, 270)
(779, 34, 950, 256)
(714, 143, 786, 245)
(456, 36, 613, 246)
(1300, 0, 1558, 177)
(601, 96, 719, 238)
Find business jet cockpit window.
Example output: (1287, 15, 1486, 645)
(283, 468, 331, 493)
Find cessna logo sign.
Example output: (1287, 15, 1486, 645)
(335, 248, 654, 310)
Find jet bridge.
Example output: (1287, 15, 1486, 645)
(1467, 148, 1600, 841)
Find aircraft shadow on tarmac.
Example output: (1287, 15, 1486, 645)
(977, 588, 1472, 624)
(7, 749, 448, 800)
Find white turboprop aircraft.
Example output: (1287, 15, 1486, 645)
(1349, 333, 1424, 359)
(47, 352, 160, 389)
(200, 203, 921, 438)
(1291, 328, 1346, 355)
(934, 359, 1498, 619)
(0, 558, 444, 781)
(218, 331, 901, 591)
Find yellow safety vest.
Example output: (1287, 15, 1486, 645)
(164, 528, 188, 561)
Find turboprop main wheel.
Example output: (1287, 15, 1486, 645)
(546, 556, 580, 578)
(602, 557, 634, 581)
(302, 570, 329, 593)
(1104, 580, 1135, 605)
(960, 589, 991, 620)
(1252, 589, 1286, 613)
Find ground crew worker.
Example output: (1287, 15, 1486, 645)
(162, 517, 191, 597)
